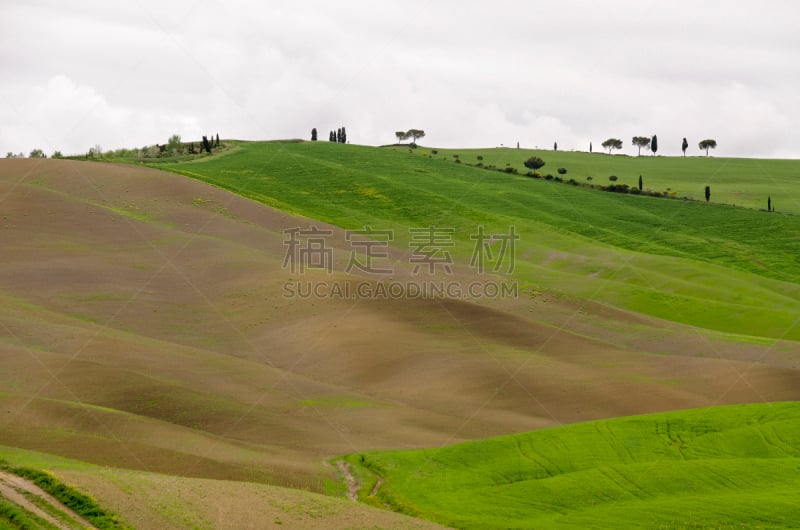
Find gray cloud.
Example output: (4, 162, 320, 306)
(2, 0, 798, 158)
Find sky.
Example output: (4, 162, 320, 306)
(2, 0, 799, 158)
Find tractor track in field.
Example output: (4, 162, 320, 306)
(0, 470, 95, 529)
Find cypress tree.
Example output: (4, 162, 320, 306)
(651, 134, 658, 156)
(638, 175, 642, 191)
(704, 185, 711, 202)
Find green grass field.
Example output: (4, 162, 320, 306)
(147, 140, 800, 339)
(341, 401, 800, 529)
(414, 145, 800, 214)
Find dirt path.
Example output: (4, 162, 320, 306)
(0, 470, 96, 529)
(369, 476, 384, 497)
(336, 460, 359, 501)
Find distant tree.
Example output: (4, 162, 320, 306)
(216, 133, 220, 147)
(650, 134, 658, 156)
(704, 185, 711, 202)
(311, 128, 317, 141)
(340, 127, 347, 143)
(167, 134, 182, 154)
(52, 150, 63, 159)
(557, 167, 567, 175)
(601, 138, 623, 154)
(682, 137, 689, 157)
(768, 196, 772, 212)
(554, 141, 558, 151)
(336, 128, 342, 143)
(28, 148, 46, 158)
(406, 129, 425, 145)
(631, 136, 651, 156)
(329, 131, 335, 142)
(395, 131, 408, 143)
(589, 141, 593, 153)
(609, 175, 618, 182)
(516, 141, 520, 149)
(523, 156, 545, 171)
(477, 155, 483, 161)
(698, 139, 717, 157)
(5, 152, 14, 158)
(638, 175, 643, 191)
(201, 136, 211, 153)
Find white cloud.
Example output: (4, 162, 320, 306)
(1, 0, 798, 158)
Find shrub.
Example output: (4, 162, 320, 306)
(503, 166, 516, 174)
(477, 155, 483, 161)
(455, 159, 461, 163)
(523, 156, 546, 171)
(557, 167, 567, 175)
(567, 178, 578, 185)
(431, 149, 438, 155)
(586, 176, 593, 181)
(553, 175, 562, 182)
(609, 175, 618, 182)
(475, 162, 483, 167)
(544, 174, 554, 180)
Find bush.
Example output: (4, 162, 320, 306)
(544, 174, 554, 180)
(567, 178, 578, 185)
(524, 156, 546, 171)
(586, 176, 593, 181)
(475, 162, 483, 167)
(477, 155, 483, 161)
(557, 167, 567, 175)
(455, 159, 461, 163)
(431, 149, 438, 155)
(503, 166, 517, 174)
(609, 175, 618, 182)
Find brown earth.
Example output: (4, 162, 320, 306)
(1, 159, 799, 525)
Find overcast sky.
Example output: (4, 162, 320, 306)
(2, 0, 799, 158)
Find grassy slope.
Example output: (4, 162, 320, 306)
(420, 145, 800, 214)
(0, 447, 445, 530)
(154, 141, 800, 339)
(343, 401, 800, 529)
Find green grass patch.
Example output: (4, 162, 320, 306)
(343, 402, 800, 529)
(0, 496, 54, 530)
(299, 397, 383, 409)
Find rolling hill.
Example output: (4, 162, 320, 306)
(1, 144, 799, 528)
(341, 401, 800, 528)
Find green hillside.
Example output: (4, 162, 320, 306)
(413, 145, 800, 214)
(341, 402, 800, 529)
(149, 141, 800, 339)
